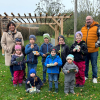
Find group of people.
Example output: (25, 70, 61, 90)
(1, 15, 100, 94)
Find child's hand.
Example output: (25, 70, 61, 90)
(74, 70, 77, 72)
(54, 62, 58, 66)
(36, 53, 40, 56)
(73, 49, 76, 52)
(43, 54, 47, 57)
(27, 81, 30, 84)
(77, 49, 80, 52)
(31, 44, 34, 49)
(67, 70, 70, 73)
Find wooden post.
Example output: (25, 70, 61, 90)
(74, 0, 77, 41)
(55, 25, 59, 45)
(61, 18, 63, 35)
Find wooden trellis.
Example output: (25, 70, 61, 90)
(0, 12, 73, 55)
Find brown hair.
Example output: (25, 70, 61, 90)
(6, 22, 16, 32)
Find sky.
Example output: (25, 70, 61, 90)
(0, 0, 74, 16)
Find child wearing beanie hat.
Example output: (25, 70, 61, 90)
(25, 69, 43, 93)
(55, 35, 69, 82)
(45, 46, 62, 93)
(40, 33, 53, 83)
(62, 54, 78, 94)
(25, 35, 40, 78)
(70, 31, 88, 87)
(11, 45, 26, 87)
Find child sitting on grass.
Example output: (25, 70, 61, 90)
(45, 47, 62, 93)
(25, 68, 43, 93)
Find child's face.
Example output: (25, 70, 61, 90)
(51, 51, 56, 56)
(30, 38, 35, 44)
(16, 41, 21, 45)
(67, 59, 73, 64)
(16, 49, 21, 55)
(30, 73, 35, 77)
(59, 38, 64, 45)
(44, 38, 49, 44)
(76, 33, 82, 41)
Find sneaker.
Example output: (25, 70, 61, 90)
(19, 83, 22, 86)
(14, 84, 17, 87)
(85, 77, 88, 80)
(93, 78, 97, 83)
(11, 77, 14, 81)
(53, 88, 58, 93)
(75, 84, 79, 87)
(79, 85, 84, 87)
(70, 91, 75, 94)
(48, 88, 52, 92)
(36, 89, 40, 93)
(23, 80, 26, 84)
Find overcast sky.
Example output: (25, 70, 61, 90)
(0, 0, 74, 16)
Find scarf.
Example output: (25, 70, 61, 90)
(50, 54, 57, 60)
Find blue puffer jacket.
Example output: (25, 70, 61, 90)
(45, 55, 62, 74)
(11, 55, 25, 71)
(25, 43, 39, 64)
(40, 43, 53, 63)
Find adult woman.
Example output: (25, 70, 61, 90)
(1, 22, 24, 80)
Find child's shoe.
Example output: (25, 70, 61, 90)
(79, 85, 84, 87)
(75, 84, 79, 87)
(48, 88, 52, 92)
(70, 90, 75, 94)
(53, 88, 58, 93)
(26, 88, 30, 93)
(36, 89, 40, 93)
(14, 84, 17, 87)
(19, 83, 22, 86)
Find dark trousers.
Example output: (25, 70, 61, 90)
(25, 84, 41, 90)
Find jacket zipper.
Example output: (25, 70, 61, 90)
(86, 27, 89, 44)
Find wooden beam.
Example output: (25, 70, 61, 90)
(16, 18, 22, 23)
(40, 13, 42, 23)
(4, 12, 8, 16)
(35, 14, 38, 23)
(24, 13, 26, 17)
(12, 19, 17, 23)
(18, 13, 20, 17)
(52, 17, 61, 27)
(11, 13, 14, 16)
(21, 23, 56, 25)
(21, 18, 26, 23)
(16, 23, 22, 29)
(49, 24, 56, 31)
(45, 13, 48, 23)
(27, 18, 30, 23)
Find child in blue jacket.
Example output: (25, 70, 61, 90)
(25, 35, 40, 78)
(40, 33, 53, 83)
(45, 47, 62, 93)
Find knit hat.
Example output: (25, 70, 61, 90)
(15, 38, 21, 42)
(66, 54, 74, 61)
(43, 33, 50, 40)
(29, 35, 36, 41)
(50, 46, 57, 53)
(29, 69, 36, 75)
(15, 45, 21, 50)
(75, 31, 83, 37)
(58, 35, 65, 41)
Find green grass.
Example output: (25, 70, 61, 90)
(0, 36, 100, 100)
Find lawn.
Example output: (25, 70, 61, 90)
(0, 35, 100, 100)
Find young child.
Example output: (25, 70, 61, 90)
(11, 45, 26, 87)
(56, 35, 69, 82)
(62, 54, 78, 94)
(25, 35, 40, 78)
(25, 68, 43, 93)
(45, 47, 62, 93)
(40, 33, 53, 83)
(12, 38, 26, 82)
(70, 31, 88, 87)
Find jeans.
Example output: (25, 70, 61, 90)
(42, 63, 47, 82)
(85, 51, 98, 78)
(48, 73, 58, 89)
(27, 63, 37, 78)
(10, 65, 14, 77)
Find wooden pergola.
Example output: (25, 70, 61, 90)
(0, 12, 72, 55)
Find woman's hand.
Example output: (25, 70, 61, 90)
(27, 81, 30, 84)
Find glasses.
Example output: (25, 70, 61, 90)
(86, 19, 91, 21)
